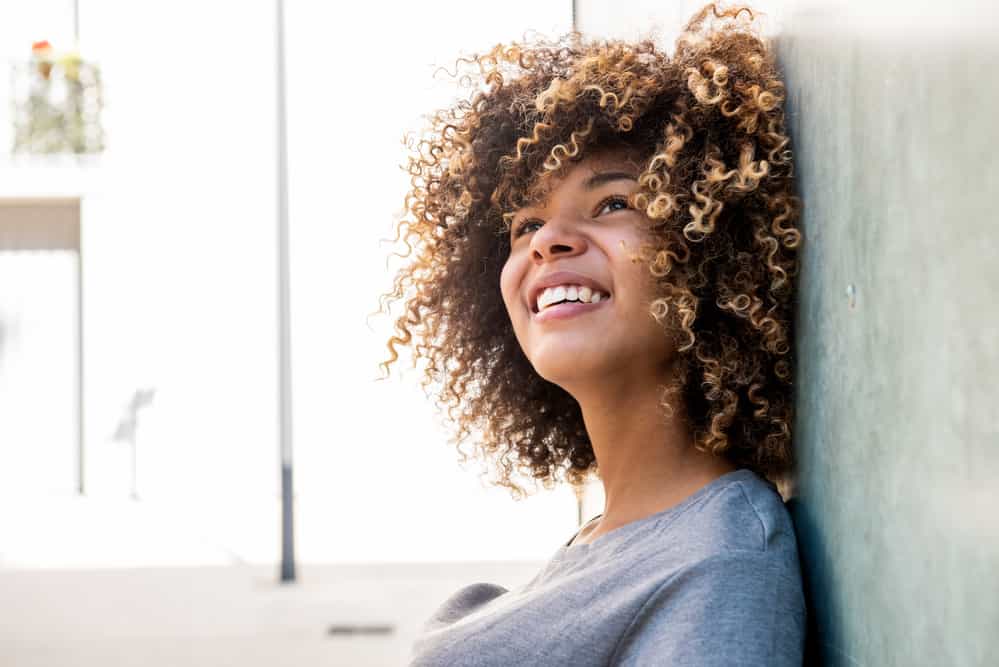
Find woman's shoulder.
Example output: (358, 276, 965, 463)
(660, 468, 800, 561)
(597, 471, 807, 665)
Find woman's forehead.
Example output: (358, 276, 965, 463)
(570, 146, 645, 175)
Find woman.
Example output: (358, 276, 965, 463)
(380, 3, 805, 664)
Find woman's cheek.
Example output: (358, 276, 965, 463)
(499, 257, 522, 319)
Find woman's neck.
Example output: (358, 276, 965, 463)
(569, 365, 737, 534)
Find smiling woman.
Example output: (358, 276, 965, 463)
(500, 150, 681, 395)
(378, 2, 805, 665)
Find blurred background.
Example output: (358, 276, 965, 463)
(0, 1, 587, 665)
(2, 0, 998, 665)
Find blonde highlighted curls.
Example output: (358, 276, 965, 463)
(377, 3, 802, 498)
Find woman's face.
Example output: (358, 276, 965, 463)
(500, 150, 674, 390)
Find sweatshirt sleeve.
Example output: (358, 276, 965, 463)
(609, 549, 805, 666)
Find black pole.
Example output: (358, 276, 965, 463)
(275, 0, 296, 584)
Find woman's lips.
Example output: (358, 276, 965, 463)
(533, 297, 610, 323)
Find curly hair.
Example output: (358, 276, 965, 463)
(377, 2, 801, 500)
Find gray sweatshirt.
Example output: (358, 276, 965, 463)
(408, 468, 806, 666)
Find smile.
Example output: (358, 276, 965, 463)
(535, 284, 610, 312)
(524, 271, 614, 321)
(533, 294, 611, 323)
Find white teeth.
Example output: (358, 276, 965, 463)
(535, 284, 609, 312)
(537, 287, 562, 311)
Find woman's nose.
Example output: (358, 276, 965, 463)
(529, 215, 588, 263)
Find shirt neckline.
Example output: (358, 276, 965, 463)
(556, 468, 757, 557)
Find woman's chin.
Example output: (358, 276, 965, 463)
(530, 353, 607, 389)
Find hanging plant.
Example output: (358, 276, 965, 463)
(10, 40, 106, 156)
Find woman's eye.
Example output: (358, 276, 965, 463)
(597, 197, 630, 215)
(514, 219, 543, 237)
(513, 198, 629, 238)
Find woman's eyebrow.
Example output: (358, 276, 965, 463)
(583, 170, 638, 191)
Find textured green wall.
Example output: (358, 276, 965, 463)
(778, 6, 999, 665)
(576, 2, 999, 664)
